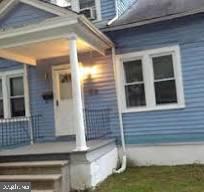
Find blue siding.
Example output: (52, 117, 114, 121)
(0, 2, 55, 29)
(100, 0, 136, 21)
(107, 13, 204, 144)
(81, 53, 120, 138)
(100, 0, 116, 20)
(0, 59, 22, 71)
(116, 0, 136, 16)
(28, 64, 55, 141)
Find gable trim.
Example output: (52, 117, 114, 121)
(0, 0, 77, 20)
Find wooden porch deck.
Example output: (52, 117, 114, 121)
(0, 139, 115, 162)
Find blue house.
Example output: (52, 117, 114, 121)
(0, 0, 204, 190)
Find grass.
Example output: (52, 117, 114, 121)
(94, 165, 204, 192)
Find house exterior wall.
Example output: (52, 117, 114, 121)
(100, 0, 136, 21)
(107, 13, 204, 145)
(100, 0, 116, 20)
(28, 64, 56, 141)
(0, 2, 56, 28)
(81, 53, 120, 138)
(116, 0, 136, 16)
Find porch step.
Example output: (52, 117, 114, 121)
(0, 174, 62, 191)
(0, 161, 70, 192)
(0, 174, 62, 181)
(0, 161, 69, 175)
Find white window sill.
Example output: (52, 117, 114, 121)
(0, 117, 29, 123)
(122, 104, 186, 114)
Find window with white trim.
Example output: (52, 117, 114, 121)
(118, 46, 185, 112)
(0, 70, 26, 118)
(78, 0, 101, 21)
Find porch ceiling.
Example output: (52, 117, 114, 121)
(0, 38, 93, 65)
(0, 16, 114, 65)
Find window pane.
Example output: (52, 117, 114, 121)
(124, 60, 143, 83)
(79, 0, 95, 9)
(0, 79, 2, 98)
(125, 84, 146, 107)
(11, 98, 25, 117)
(155, 80, 177, 104)
(10, 77, 24, 96)
(59, 73, 72, 100)
(0, 100, 4, 118)
(153, 55, 174, 80)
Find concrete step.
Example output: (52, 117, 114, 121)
(0, 174, 62, 181)
(0, 174, 62, 191)
(0, 161, 69, 175)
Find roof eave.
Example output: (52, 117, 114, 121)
(103, 8, 204, 32)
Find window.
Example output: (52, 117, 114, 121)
(78, 0, 101, 21)
(0, 70, 27, 118)
(9, 76, 25, 117)
(118, 46, 185, 112)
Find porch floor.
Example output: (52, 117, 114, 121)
(0, 139, 115, 157)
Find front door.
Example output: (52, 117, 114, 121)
(53, 66, 74, 136)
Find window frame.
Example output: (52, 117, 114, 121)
(116, 46, 185, 113)
(71, 0, 102, 22)
(0, 69, 29, 119)
(8, 74, 26, 118)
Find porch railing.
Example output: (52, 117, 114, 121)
(0, 115, 41, 149)
(84, 108, 112, 140)
(0, 108, 112, 149)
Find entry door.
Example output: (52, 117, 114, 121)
(53, 67, 74, 136)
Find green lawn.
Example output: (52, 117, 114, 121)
(94, 165, 204, 192)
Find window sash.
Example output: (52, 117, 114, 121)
(9, 75, 25, 118)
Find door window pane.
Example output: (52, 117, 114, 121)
(124, 60, 143, 83)
(153, 55, 174, 80)
(10, 77, 24, 96)
(59, 73, 72, 100)
(125, 84, 146, 107)
(11, 98, 25, 117)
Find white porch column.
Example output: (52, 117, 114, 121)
(69, 34, 88, 151)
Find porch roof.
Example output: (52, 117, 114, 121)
(0, 0, 114, 65)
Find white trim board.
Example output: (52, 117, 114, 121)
(116, 45, 185, 113)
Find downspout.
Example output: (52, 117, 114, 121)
(107, 0, 119, 26)
(112, 47, 127, 174)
